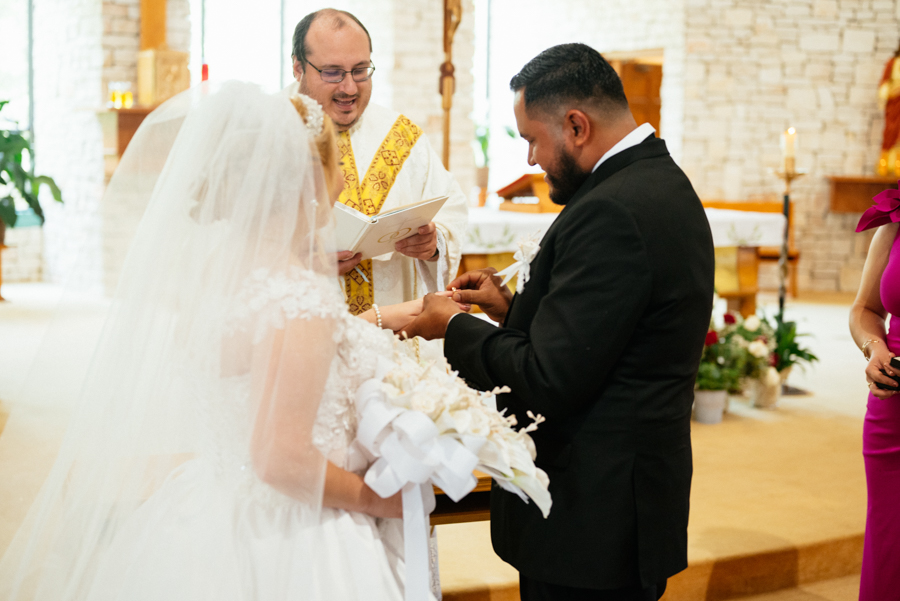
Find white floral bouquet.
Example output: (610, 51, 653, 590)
(353, 347, 551, 516)
(351, 346, 551, 601)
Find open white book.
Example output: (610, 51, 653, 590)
(332, 196, 449, 260)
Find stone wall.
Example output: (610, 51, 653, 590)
(680, 0, 900, 293)
(103, 0, 191, 96)
(2, 227, 43, 283)
(393, 0, 477, 195)
(485, 0, 897, 294)
(484, 0, 686, 191)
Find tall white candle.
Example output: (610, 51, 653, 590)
(781, 127, 796, 159)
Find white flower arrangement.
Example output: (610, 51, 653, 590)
(743, 315, 761, 332)
(352, 347, 551, 601)
(747, 339, 770, 359)
(354, 347, 552, 516)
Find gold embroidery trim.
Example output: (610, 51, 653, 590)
(338, 116, 423, 315)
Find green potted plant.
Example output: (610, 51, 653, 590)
(0, 100, 62, 245)
(694, 327, 742, 423)
(770, 317, 819, 381)
(747, 314, 819, 408)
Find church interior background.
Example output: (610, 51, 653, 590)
(1, 0, 899, 599)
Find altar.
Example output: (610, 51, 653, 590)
(459, 207, 786, 316)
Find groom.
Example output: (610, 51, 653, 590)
(407, 44, 715, 599)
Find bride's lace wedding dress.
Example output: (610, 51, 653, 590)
(0, 83, 435, 601)
(84, 270, 412, 600)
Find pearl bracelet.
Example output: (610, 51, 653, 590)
(372, 303, 383, 329)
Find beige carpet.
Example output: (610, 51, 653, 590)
(436, 294, 868, 601)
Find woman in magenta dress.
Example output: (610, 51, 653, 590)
(850, 185, 900, 599)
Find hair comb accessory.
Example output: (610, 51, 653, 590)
(290, 93, 325, 137)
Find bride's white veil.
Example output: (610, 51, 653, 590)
(0, 81, 340, 599)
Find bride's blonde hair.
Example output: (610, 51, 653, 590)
(289, 94, 341, 199)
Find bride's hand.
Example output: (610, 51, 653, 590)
(362, 486, 403, 519)
(379, 294, 469, 334)
(379, 299, 424, 334)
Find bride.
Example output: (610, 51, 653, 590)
(0, 82, 448, 600)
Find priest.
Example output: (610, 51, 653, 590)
(286, 9, 468, 315)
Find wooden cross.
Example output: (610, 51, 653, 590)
(440, 0, 463, 170)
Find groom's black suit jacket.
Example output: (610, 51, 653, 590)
(444, 135, 715, 590)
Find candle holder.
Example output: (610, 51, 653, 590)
(772, 165, 806, 324)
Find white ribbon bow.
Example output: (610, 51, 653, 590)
(494, 231, 542, 293)
(352, 364, 486, 601)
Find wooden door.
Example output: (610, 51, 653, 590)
(619, 62, 662, 133)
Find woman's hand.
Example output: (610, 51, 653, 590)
(362, 486, 403, 519)
(378, 293, 469, 334)
(865, 341, 898, 398)
(379, 299, 424, 334)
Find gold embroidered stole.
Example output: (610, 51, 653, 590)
(337, 115, 423, 314)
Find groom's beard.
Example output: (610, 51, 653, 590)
(545, 146, 591, 205)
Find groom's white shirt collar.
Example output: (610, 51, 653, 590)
(591, 122, 656, 173)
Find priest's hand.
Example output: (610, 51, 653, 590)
(395, 222, 439, 261)
(449, 268, 513, 323)
(400, 293, 462, 341)
(336, 251, 363, 276)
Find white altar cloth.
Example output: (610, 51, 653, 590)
(462, 207, 786, 254)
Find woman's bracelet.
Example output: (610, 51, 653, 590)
(372, 303, 383, 329)
(862, 338, 882, 360)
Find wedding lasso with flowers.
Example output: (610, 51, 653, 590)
(349, 349, 551, 601)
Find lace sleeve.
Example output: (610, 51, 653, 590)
(227, 267, 345, 342)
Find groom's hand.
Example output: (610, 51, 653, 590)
(449, 268, 513, 323)
(400, 293, 462, 341)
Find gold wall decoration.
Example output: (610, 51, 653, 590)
(137, 0, 190, 107)
(138, 49, 190, 107)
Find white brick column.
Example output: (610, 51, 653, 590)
(34, 0, 106, 293)
(35, 0, 190, 293)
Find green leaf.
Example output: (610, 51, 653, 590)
(32, 175, 62, 203)
(0, 138, 28, 160)
(0, 100, 8, 113)
(0, 115, 63, 226)
(0, 196, 17, 227)
(21, 190, 45, 223)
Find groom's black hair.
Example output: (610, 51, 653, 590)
(510, 43, 628, 117)
(292, 9, 373, 67)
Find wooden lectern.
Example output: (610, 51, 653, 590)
(497, 173, 563, 213)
